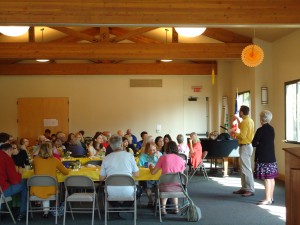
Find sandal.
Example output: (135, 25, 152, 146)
(256, 200, 272, 205)
(173, 209, 179, 214)
(161, 209, 167, 215)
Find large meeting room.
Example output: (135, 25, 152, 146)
(0, 1, 300, 225)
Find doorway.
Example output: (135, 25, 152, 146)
(184, 96, 208, 138)
(17, 97, 69, 144)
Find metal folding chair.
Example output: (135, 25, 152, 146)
(104, 174, 136, 225)
(63, 175, 101, 225)
(26, 175, 59, 225)
(155, 172, 187, 222)
(0, 186, 16, 224)
(178, 153, 189, 176)
(189, 151, 209, 181)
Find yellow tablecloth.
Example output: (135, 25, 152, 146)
(61, 156, 102, 165)
(22, 166, 161, 182)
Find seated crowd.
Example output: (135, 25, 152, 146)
(0, 129, 203, 221)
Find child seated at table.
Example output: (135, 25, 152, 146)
(138, 143, 161, 207)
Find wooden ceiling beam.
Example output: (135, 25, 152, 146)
(0, 1, 300, 25)
(50, 28, 99, 43)
(49, 27, 98, 43)
(0, 43, 248, 60)
(203, 28, 252, 43)
(110, 27, 158, 43)
(0, 63, 217, 75)
(110, 28, 161, 43)
(99, 27, 110, 42)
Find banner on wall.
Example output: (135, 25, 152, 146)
(222, 96, 229, 129)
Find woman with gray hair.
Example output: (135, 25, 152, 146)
(176, 134, 189, 158)
(252, 110, 278, 205)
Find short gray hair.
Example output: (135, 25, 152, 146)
(176, 134, 184, 144)
(109, 134, 122, 151)
(260, 110, 273, 123)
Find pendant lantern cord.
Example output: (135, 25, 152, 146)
(41, 28, 45, 42)
(165, 28, 169, 43)
(36, 28, 50, 63)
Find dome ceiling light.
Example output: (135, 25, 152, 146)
(0, 26, 29, 37)
(174, 27, 206, 37)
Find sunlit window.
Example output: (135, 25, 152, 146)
(285, 79, 300, 143)
(238, 91, 251, 110)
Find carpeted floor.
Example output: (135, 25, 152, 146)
(1, 172, 285, 225)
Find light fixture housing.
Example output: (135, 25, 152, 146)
(36, 59, 50, 63)
(160, 59, 172, 62)
(174, 27, 206, 37)
(0, 26, 29, 37)
(261, 87, 268, 105)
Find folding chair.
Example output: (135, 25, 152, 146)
(0, 186, 16, 224)
(189, 151, 209, 181)
(63, 175, 101, 225)
(178, 153, 189, 176)
(104, 174, 136, 225)
(155, 172, 187, 222)
(26, 175, 59, 225)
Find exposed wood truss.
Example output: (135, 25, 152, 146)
(3, 0, 285, 75)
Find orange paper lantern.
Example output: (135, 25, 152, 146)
(241, 44, 264, 67)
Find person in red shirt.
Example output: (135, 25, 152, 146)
(0, 133, 27, 222)
(188, 132, 203, 170)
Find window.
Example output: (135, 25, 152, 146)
(285, 79, 300, 143)
(238, 91, 251, 109)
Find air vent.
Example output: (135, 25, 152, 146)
(130, 79, 162, 87)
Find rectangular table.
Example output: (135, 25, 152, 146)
(61, 156, 102, 165)
(22, 166, 161, 182)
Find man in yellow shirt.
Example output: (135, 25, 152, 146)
(229, 105, 255, 197)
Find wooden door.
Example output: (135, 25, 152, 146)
(18, 97, 69, 145)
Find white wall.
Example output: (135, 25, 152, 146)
(0, 74, 212, 141)
(272, 30, 300, 176)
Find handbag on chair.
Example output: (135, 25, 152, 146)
(178, 173, 202, 222)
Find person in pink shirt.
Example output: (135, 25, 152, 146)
(149, 141, 186, 215)
(176, 134, 189, 158)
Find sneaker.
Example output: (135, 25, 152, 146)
(17, 214, 25, 222)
